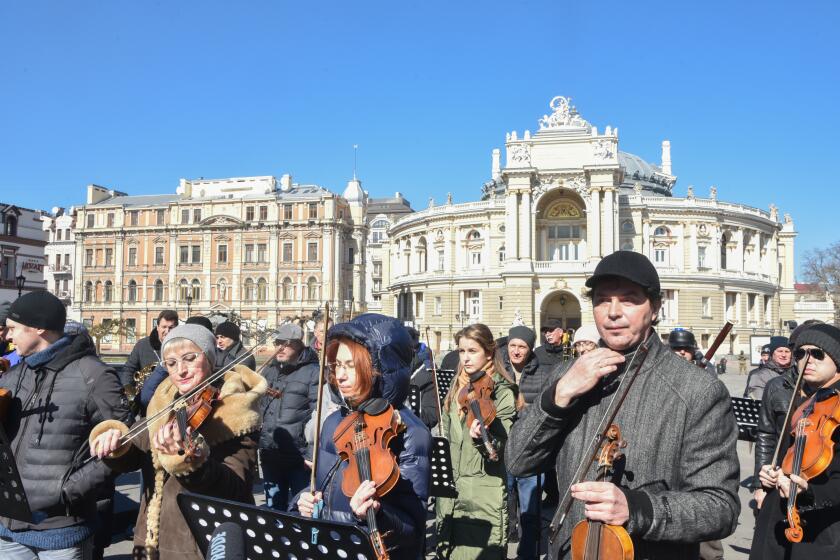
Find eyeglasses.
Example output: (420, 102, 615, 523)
(794, 348, 826, 362)
(161, 351, 202, 370)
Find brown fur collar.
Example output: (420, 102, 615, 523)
(146, 364, 267, 451)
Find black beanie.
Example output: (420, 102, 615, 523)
(8, 291, 66, 332)
(215, 321, 241, 342)
(795, 324, 840, 371)
(186, 316, 214, 333)
(768, 336, 789, 355)
(508, 325, 537, 350)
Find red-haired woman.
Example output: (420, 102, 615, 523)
(435, 323, 520, 560)
(294, 314, 431, 560)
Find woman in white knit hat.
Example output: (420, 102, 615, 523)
(572, 324, 601, 356)
(89, 323, 266, 560)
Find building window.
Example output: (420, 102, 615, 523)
(702, 296, 712, 318)
(127, 280, 137, 303)
(85, 249, 93, 267)
(179, 246, 189, 264)
(56, 229, 62, 241)
(654, 247, 667, 264)
(181, 209, 190, 224)
(470, 251, 481, 266)
(437, 250, 444, 271)
(725, 292, 738, 322)
(720, 233, 729, 270)
(547, 225, 581, 261)
(414, 293, 424, 318)
(468, 230, 481, 240)
(373, 262, 382, 277)
(282, 242, 293, 262)
(125, 319, 136, 344)
(128, 247, 137, 266)
(373, 279, 382, 292)
(466, 290, 481, 319)
(348, 247, 355, 265)
(659, 289, 676, 322)
(259, 206, 268, 221)
(129, 211, 139, 226)
(748, 293, 757, 324)
(245, 244, 254, 263)
(284, 204, 293, 220)
(257, 278, 267, 303)
(499, 295, 504, 311)
(193, 209, 201, 223)
(179, 280, 190, 302)
(282, 277, 293, 301)
(156, 209, 165, 225)
(105, 248, 113, 267)
(434, 296, 442, 316)
(191, 245, 201, 264)
(191, 279, 201, 301)
(498, 246, 506, 263)
(86, 214, 94, 228)
(308, 203, 318, 220)
(155, 246, 165, 265)
(104, 281, 113, 303)
(698, 246, 707, 268)
(246, 207, 255, 221)
(107, 213, 114, 227)
(84, 281, 93, 302)
(218, 244, 228, 263)
(654, 226, 670, 237)
(154, 280, 164, 302)
(307, 277, 319, 301)
(307, 242, 318, 262)
(244, 278, 255, 302)
(621, 220, 635, 233)
(257, 243, 267, 263)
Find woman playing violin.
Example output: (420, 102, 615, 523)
(751, 323, 840, 559)
(435, 323, 519, 560)
(294, 314, 431, 560)
(89, 324, 266, 560)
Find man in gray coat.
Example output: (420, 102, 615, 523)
(505, 251, 740, 559)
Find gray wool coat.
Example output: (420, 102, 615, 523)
(505, 334, 740, 560)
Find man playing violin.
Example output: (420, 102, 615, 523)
(751, 323, 840, 559)
(506, 250, 740, 559)
(89, 324, 265, 560)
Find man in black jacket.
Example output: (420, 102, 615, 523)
(214, 320, 256, 371)
(535, 318, 566, 369)
(0, 291, 132, 559)
(259, 323, 319, 511)
(121, 309, 178, 391)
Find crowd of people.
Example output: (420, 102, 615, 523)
(0, 249, 838, 559)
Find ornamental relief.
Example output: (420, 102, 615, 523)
(532, 174, 589, 206)
(508, 144, 532, 167)
(544, 200, 582, 219)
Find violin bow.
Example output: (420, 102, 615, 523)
(552, 330, 653, 535)
(770, 353, 811, 469)
(424, 327, 446, 438)
(308, 302, 330, 543)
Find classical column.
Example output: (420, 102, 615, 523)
(736, 229, 745, 273)
(505, 190, 518, 260)
(641, 221, 651, 258)
(114, 234, 124, 303)
(520, 190, 532, 260)
(589, 189, 602, 258)
(168, 233, 178, 306)
(322, 229, 333, 302)
(602, 188, 615, 255)
(689, 223, 698, 271)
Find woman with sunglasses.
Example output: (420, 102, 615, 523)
(88, 324, 266, 560)
(750, 323, 840, 559)
(294, 314, 431, 560)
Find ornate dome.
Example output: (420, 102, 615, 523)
(343, 178, 365, 203)
(618, 151, 675, 197)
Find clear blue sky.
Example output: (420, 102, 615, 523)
(1, 1, 837, 277)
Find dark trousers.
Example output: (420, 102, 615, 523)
(261, 456, 310, 511)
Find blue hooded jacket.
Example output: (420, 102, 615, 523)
(293, 314, 431, 559)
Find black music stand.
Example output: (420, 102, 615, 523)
(429, 436, 458, 498)
(435, 369, 456, 407)
(178, 492, 376, 559)
(407, 385, 422, 417)
(0, 426, 32, 523)
(731, 397, 761, 442)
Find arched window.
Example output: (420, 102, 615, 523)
(84, 281, 93, 303)
(654, 226, 670, 237)
(371, 219, 389, 229)
(127, 280, 137, 303)
(154, 280, 164, 302)
(417, 237, 427, 273)
(95, 281, 102, 302)
(720, 232, 729, 270)
(244, 278, 255, 302)
(282, 277, 293, 302)
(468, 230, 481, 240)
(257, 278, 267, 303)
(191, 279, 201, 301)
(4, 215, 17, 236)
(307, 277, 319, 301)
(104, 280, 113, 303)
(498, 245, 506, 263)
(179, 279, 189, 302)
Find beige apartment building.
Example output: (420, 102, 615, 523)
(72, 174, 366, 354)
(384, 96, 800, 356)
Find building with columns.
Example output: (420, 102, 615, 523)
(72, 175, 366, 354)
(385, 96, 799, 355)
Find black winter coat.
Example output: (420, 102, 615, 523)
(259, 347, 319, 468)
(0, 334, 132, 532)
(534, 342, 566, 370)
(121, 329, 162, 387)
(216, 340, 256, 372)
(754, 368, 802, 481)
(409, 365, 440, 430)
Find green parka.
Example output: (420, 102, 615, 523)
(435, 369, 517, 560)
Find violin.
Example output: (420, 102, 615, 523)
(571, 424, 634, 560)
(333, 404, 405, 560)
(173, 384, 220, 461)
(457, 369, 499, 461)
(0, 387, 9, 425)
(780, 389, 840, 543)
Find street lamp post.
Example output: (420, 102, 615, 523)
(16, 274, 25, 297)
(186, 293, 193, 318)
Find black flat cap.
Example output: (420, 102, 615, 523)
(585, 250, 661, 293)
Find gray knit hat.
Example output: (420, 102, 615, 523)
(161, 323, 218, 366)
(795, 324, 840, 371)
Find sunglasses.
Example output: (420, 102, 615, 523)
(274, 339, 293, 348)
(794, 348, 826, 361)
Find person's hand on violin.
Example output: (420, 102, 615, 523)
(296, 491, 323, 518)
(153, 419, 203, 459)
(758, 464, 782, 490)
(469, 418, 488, 440)
(90, 428, 127, 459)
(349, 480, 381, 520)
(778, 472, 809, 499)
(570, 481, 630, 526)
(553, 348, 625, 408)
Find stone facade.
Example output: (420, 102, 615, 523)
(72, 176, 366, 354)
(42, 208, 78, 317)
(0, 204, 47, 302)
(385, 97, 800, 355)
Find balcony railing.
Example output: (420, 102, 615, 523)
(48, 264, 72, 274)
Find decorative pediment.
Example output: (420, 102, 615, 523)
(304, 231, 322, 239)
(153, 236, 167, 244)
(200, 214, 243, 227)
(544, 200, 582, 219)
